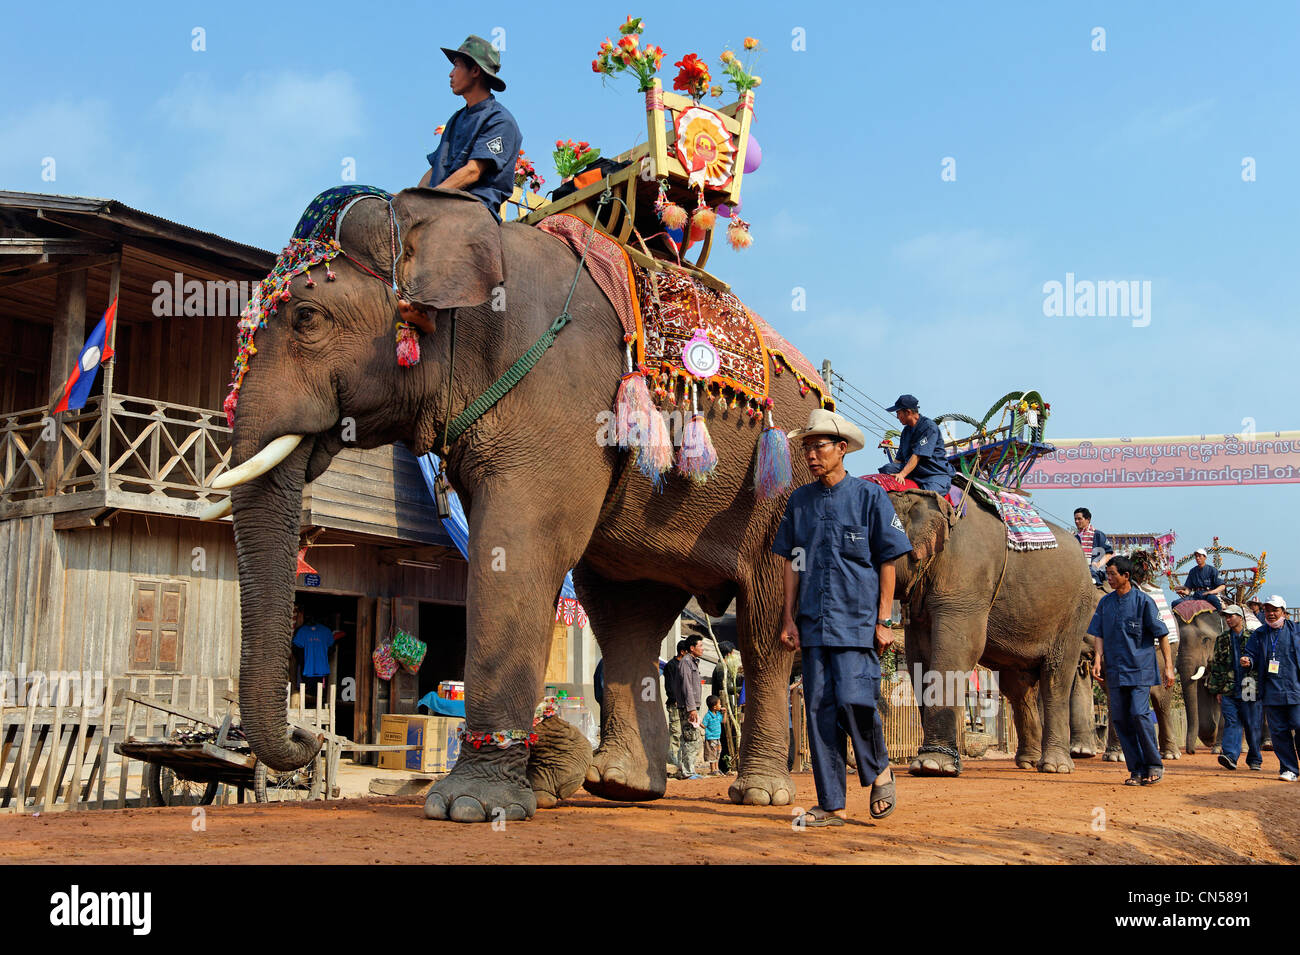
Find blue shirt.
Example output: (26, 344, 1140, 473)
(1244, 620, 1300, 705)
(702, 709, 724, 741)
(879, 415, 954, 492)
(293, 623, 335, 679)
(426, 94, 522, 221)
(1184, 563, 1223, 594)
(772, 476, 913, 654)
(1087, 588, 1168, 687)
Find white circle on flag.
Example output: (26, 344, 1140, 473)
(80, 346, 101, 371)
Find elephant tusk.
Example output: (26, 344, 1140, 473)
(199, 497, 232, 522)
(1190, 666, 1205, 681)
(212, 434, 305, 489)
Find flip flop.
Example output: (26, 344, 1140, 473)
(797, 807, 845, 828)
(870, 774, 897, 819)
(1123, 774, 1142, 786)
(1142, 770, 1164, 786)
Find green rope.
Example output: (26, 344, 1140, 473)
(440, 190, 612, 451)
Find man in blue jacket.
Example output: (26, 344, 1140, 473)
(775, 408, 914, 826)
(1241, 595, 1300, 781)
(1172, 548, 1227, 611)
(877, 394, 955, 494)
(1090, 556, 1176, 785)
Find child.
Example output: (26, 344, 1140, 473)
(703, 695, 724, 776)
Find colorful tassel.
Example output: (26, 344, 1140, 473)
(754, 412, 793, 501)
(727, 217, 753, 250)
(692, 202, 716, 231)
(661, 202, 688, 230)
(223, 388, 238, 427)
(395, 322, 420, 366)
(636, 406, 674, 489)
(615, 370, 656, 450)
(677, 412, 719, 483)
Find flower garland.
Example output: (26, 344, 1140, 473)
(224, 237, 342, 426)
(532, 696, 559, 726)
(457, 728, 538, 750)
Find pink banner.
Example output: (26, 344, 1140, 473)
(1022, 432, 1300, 489)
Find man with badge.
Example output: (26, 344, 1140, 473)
(1241, 595, 1300, 781)
(877, 394, 955, 495)
(1090, 556, 1176, 786)
(773, 408, 914, 826)
(419, 35, 522, 221)
(1205, 604, 1264, 771)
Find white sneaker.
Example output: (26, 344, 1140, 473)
(1280, 770, 1297, 782)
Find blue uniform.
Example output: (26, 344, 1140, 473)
(1244, 620, 1300, 776)
(1218, 627, 1264, 768)
(426, 94, 522, 221)
(877, 415, 954, 494)
(1089, 588, 1169, 778)
(773, 476, 913, 810)
(1173, 563, 1225, 611)
(293, 623, 335, 679)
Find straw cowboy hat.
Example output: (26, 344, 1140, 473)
(787, 408, 866, 453)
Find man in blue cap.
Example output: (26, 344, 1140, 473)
(774, 408, 914, 826)
(419, 35, 522, 222)
(877, 394, 955, 495)
(1241, 595, 1300, 781)
(1172, 548, 1227, 612)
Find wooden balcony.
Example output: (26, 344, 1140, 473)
(0, 394, 450, 545)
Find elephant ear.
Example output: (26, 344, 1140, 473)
(889, 490, 955, 564)
(391, 187, 505, 310)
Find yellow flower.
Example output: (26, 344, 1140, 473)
(751, 76, 762, 86)
(720, 49, 735, 63)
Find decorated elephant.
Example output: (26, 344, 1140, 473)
(888, 488, 1095, 775)
(214, 185, 832, 822)
(1173, 604, 1224, 753)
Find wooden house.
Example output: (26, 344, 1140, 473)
(0, 191, 594, 766)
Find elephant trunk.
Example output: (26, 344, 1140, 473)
(230, 439, 322, 772)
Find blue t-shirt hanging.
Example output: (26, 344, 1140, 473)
(293, 623, 336, 679)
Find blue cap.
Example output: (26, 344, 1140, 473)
(885, 394, 919, 413)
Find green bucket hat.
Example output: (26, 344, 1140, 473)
(441, 35, 506, 92)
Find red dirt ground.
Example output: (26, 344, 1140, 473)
(1, 753, 1295, 864)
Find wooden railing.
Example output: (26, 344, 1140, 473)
(0, 394, 231, 519)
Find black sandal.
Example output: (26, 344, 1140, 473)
(870, 774, 897, 818)
(1124, 774, 1142, 786)
(1141, 770, 1164, 786)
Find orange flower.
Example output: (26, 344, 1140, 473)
(743, 37, 759, 50)
(592, 59, 601, 72)
(720, 50, 735, 63)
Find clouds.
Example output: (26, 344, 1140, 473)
(0, 96, 148, 201)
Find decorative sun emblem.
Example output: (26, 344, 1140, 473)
(675, 106, 736, 189)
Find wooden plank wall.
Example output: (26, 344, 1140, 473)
(0, 514, 467, 676)
(304, 445, 450, 546)
(0, 314, 50, 412)
(115, 312, 237, 413)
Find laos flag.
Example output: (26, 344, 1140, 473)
(53, 297, 117, 413)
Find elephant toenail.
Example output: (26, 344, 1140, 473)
(448, 796, 489, 823)
(423, 792, 449, 820)
(745, 788, 771, 806)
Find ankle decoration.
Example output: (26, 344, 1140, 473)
(458, 728, 538, 750)
(533, 696, 559, 726)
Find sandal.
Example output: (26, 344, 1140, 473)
(870, 773, 897, 819)
(1124, 774, 1142, 786)
(1141, 770, 1164, 786)
(797, 807, 845, 828)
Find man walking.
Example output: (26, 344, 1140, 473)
(1206, 604, 1263, 770)
(775, 408, 914, 826)
(1241, 596, 1300, 781)
(1090, 556, 1176, 785)
(674, 636, 705, 779)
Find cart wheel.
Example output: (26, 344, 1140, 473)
(146, 763, 219, 807)
(252, 758, 319, 803)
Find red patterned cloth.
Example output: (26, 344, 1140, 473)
(536, 214, 640, 336)
(862, 473, 918, 492)
(1172, 599, 1215, 624)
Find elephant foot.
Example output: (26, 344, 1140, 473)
(1015, 748, 1041, 771)
(527, 716, 593, 809)
(1038, 750, 1075, 774)
(583, 744, 664, 802)
(1070, 744, 1096, 759)
(909, 750, 962, 777)
(1103, 749, 1123, 762)
(424, 743, 536, 824)
(1210, 744, 1222, 755)
(1162, 748, 1181, 761)
(728, 763, 795, 806)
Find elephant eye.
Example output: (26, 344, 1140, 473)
(292, 306, 322, 333)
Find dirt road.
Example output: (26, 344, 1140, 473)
(2, 753, 1294, 864)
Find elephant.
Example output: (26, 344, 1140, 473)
(889, 488, 1096, 776)
(1173, 605, 1224, 753)
(220, 185, 827, 823)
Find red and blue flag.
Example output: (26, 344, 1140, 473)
(52, 297, 117, 413)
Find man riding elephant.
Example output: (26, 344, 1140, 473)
(1172, 548, 1227, 612)
(877, 394, 954, 495)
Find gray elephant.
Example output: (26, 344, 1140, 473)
(889, 489, 1096, 776)
(216, 186, 829, 822)
(1173, 606, 1224, 753)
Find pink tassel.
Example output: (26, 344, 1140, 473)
(615, 370, 656, 450)
(636, 406, 674, 489)
(677, 413, 719, 484)
(223, 389, 238, 427)
(727, 217, 753, 250)
(660, 202, 688, 230)
(396, 322, 420, 367)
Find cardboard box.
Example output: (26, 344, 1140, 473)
(378, 714, 463, 773)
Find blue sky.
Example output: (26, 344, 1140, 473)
(3, 1, 1296, 597)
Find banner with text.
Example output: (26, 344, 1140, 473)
(1022, 432, 1300, 489)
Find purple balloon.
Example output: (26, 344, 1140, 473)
(717, 199, 742, 218)
(742, 134, 762, 174)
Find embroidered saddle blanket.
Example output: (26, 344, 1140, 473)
(1172, 598, 1216, 624)
(535, 213, 828, 409)
(947, 478, 1058, 551)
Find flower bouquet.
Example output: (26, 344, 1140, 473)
(717, 37, 763, 95)
(553, 139, 602, 186)
(673, 52, 711, 102)
(592, 16, 665, 92)
(514, 150, 544, 193)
